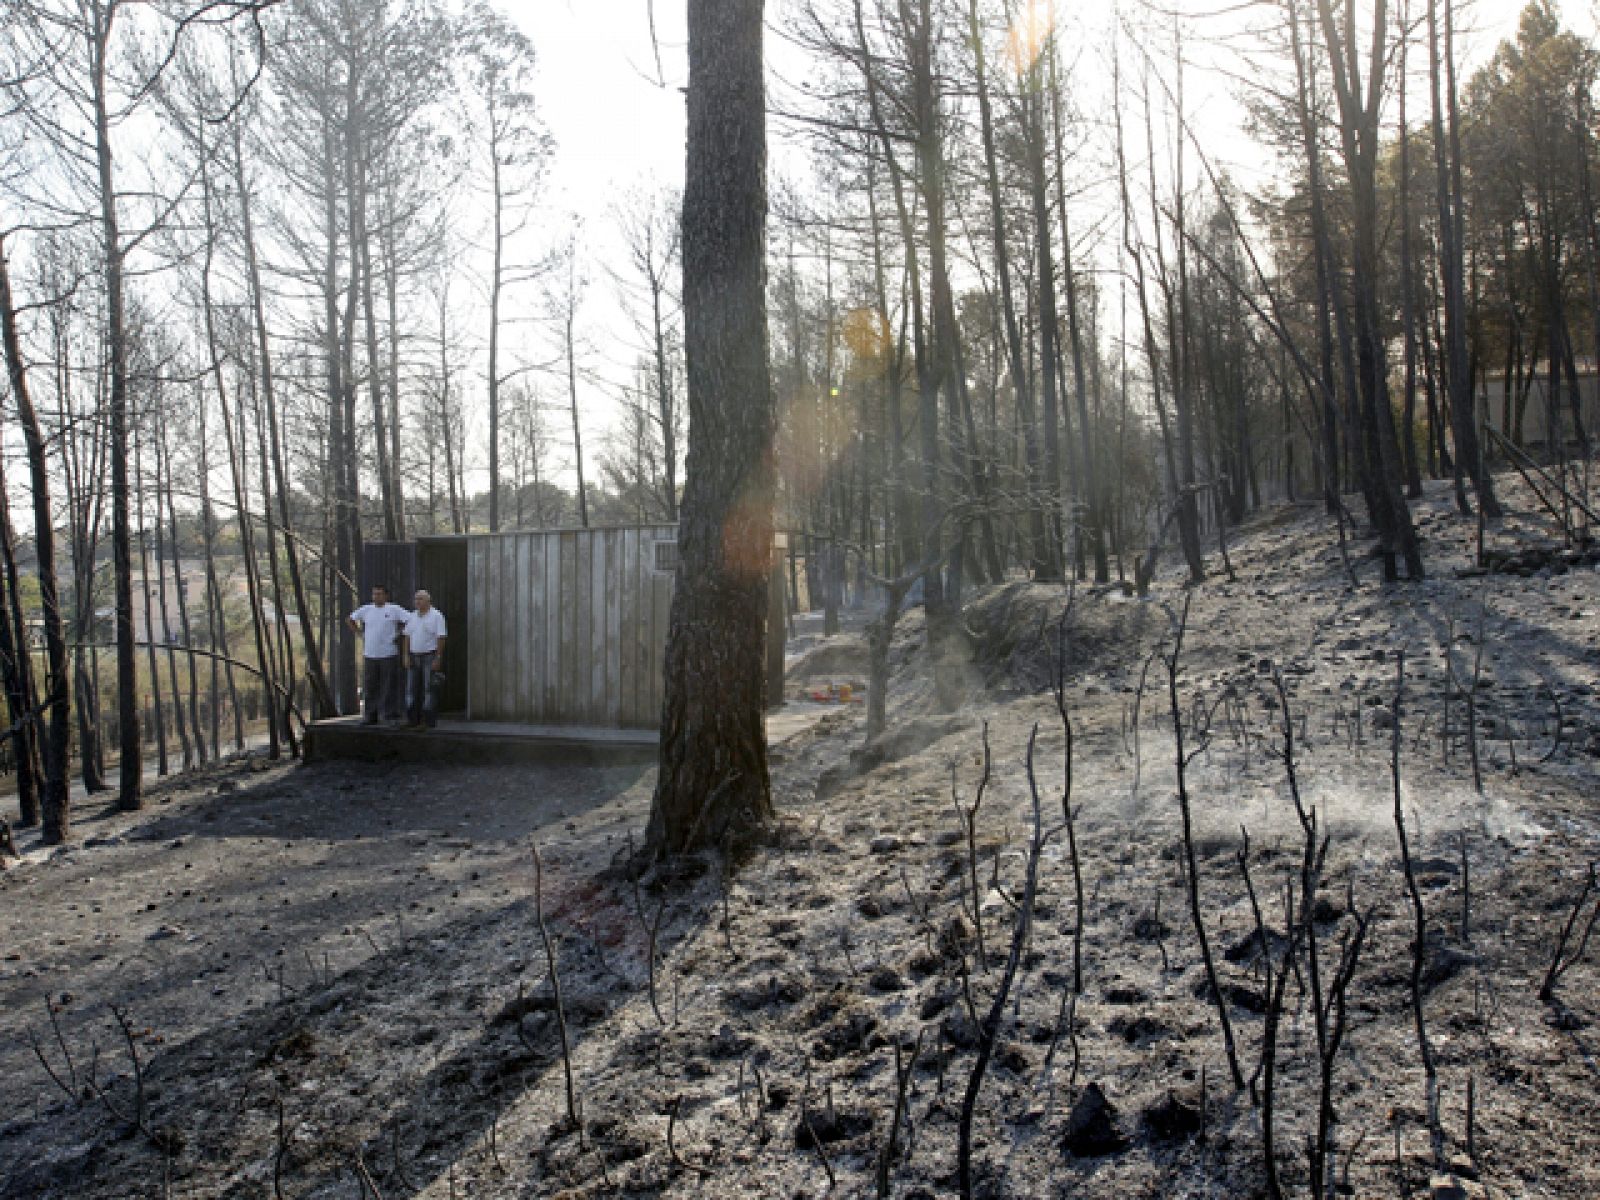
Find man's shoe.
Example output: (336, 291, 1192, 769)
(362, 717, 379, 726)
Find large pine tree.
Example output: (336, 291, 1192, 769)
(645, 0, 775, 857)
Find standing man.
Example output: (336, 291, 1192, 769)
(402, 589, 448, 729)
(347, 584, 408, 725)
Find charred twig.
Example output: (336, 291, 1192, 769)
(666, 1094, 711, 1177)
(352, 1151, 385, 1199)
(1129, 643, 1161, 799)
(273, 1090, 290, 1200)
(876, 1030, 923, 1197)
(1052, 606, 1085, 1000)
(1466, 1074, 1478, 1167)
(800, 1072, 837, 1191)
(1310, 885, 1372, 1198)
(390, 1122, 417, 1192)
(1240, 828, 1301, 1200)
(952, 724, 993, 972)
(626, 832, 668, 1026)
(532, 843, 582, 1136)
(85, 1005, 147, 1133)
(29, 996, 81, 1104)
(1274, 666, 1331, 1055)
(1042, 605, 1086, 1091)
(750, 1059, 771, 1143)
(720, 841, 737, 960)
(1391, 653, 1443, 1172)
(1466, 602, 1487, 792)
(958, 724, 1050, 1199)
(1538, 862, 1600, 1004)
(1166, 597, 1245, 1092)
(1153, 890, 1169, 973)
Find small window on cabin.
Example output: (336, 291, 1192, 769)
(654, 539, 679, 574)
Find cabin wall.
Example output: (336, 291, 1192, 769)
(1479, 374, 1600, 447)
(467, 526, 677, 729)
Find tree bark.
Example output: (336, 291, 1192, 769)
(646, 0, 775, 857)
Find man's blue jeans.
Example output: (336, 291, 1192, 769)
(405, 651, 439, 727)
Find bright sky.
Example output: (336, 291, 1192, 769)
(519, 0, 689, 223)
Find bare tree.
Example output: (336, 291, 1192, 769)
(612, 184, 684, 522)
(546, 231, 592, 529)
(461, 1, 550, 531)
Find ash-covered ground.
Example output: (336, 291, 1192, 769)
(3, 475, 1599, 1199)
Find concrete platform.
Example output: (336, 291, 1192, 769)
(303, 716, 659, 767)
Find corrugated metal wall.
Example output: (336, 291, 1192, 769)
(466, 526, 677, 729)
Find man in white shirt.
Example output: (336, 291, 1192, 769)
(347, 584, 409, 724)
(401, 589, 448, 729)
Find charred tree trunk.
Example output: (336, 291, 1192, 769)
(150, 418, 194, 771)
(1315, 0, 1425, 580)
(1428, 0, 1501, 518)
(1026, 81, 1067, 582)
(1398, 28, 1424, 498)
(135, 438, 168, 778)
(646, 0, 775, 857)
(89, 5, 144, 810)
(0, 235, 69, 836)
(565, 282, 591, 528)
(195, 423, 243, 754)
(0, 557, 41, 827)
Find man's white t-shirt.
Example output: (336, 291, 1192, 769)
(350, 603, 409, 659)
(405, 608, 448, 654)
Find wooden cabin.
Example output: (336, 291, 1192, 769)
(1478, 366, 1600, 449)
(361, 526, 784, 733)
(362, 526, 677, 730)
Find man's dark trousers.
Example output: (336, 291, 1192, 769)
(362, 655, 402, 722)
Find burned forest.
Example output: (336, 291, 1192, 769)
(2, 0, 1600, 1197)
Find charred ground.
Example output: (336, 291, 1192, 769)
(3, 476, 1599, 1199)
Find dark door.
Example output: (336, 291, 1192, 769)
(361, 542, 417, 604)
(418, 537, 469, 714)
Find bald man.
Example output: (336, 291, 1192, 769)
(401, 590, 448, 729)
